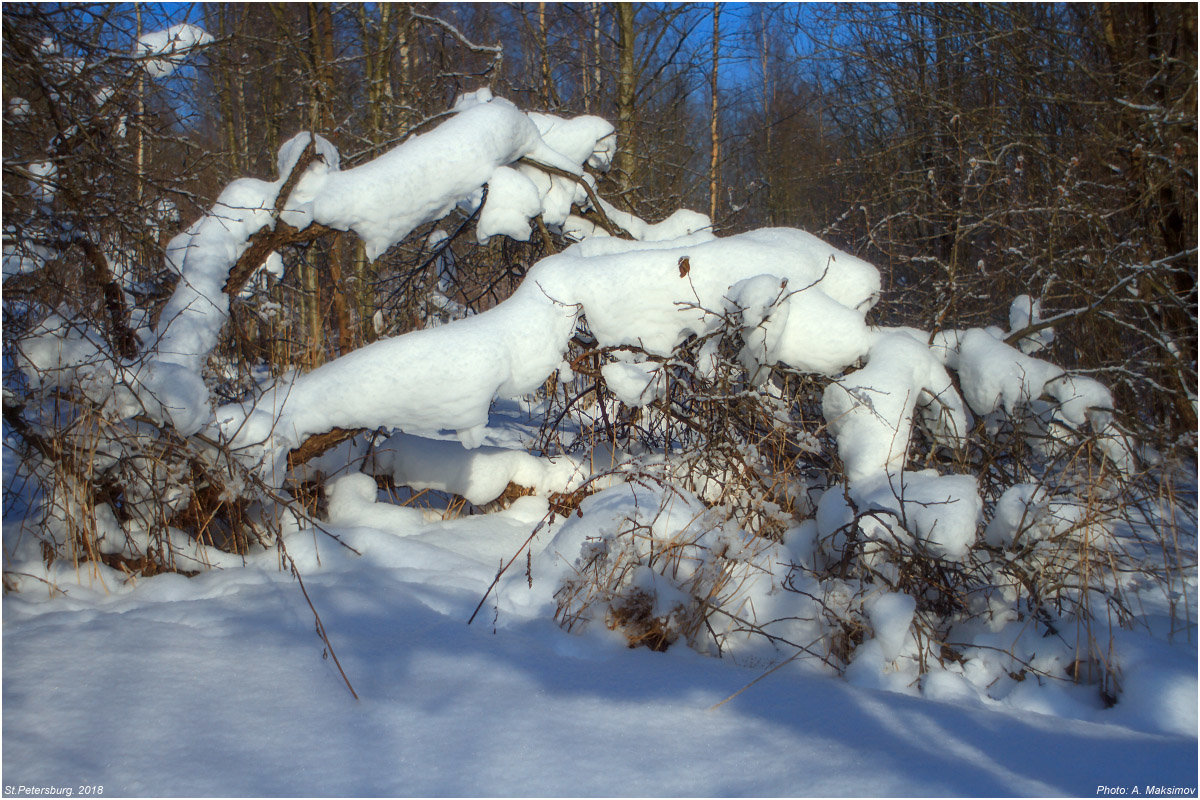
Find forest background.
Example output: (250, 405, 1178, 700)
(4, 1, 1194, 449)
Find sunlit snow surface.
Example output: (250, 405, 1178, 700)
(4, 557, 1195, 797)
(4, 422, 1196, 798)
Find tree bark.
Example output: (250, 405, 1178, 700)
(538, 2, 554, 107)
(591, 3, 603, 115)
(759, 6, 773, 226)
(615, 2, 637, 201)
(306, 2, 353, 357)
(709, 3, 721, 225)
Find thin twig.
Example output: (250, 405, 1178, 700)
(709, 649, 804, 711)
(468, 514, 552, 625)
(279, 537, 360, 701)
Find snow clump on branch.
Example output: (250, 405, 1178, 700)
(136, 23, 213, 79)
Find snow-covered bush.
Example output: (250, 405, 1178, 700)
(530, 277, 1185, 704)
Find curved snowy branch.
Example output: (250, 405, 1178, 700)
(411, 12, 503, 54)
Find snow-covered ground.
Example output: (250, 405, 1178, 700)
(4, 436, 1196, 797)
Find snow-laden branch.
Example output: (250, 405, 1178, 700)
(411, 12, 503, 54)
(516, 156, 627, 238)
(222, 228, 881, 478)
(137, 92, 627, 434)
(1003, 269, 1144, 349)
(135, 23, 213, 78)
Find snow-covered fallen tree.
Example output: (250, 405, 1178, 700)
(5, 81, 1192, 716)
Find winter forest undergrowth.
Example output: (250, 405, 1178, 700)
(3, 4, 1197, 796)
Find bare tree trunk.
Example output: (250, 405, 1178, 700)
(759, 6, 773, 226)
(580, 6, 591, 112)
(264, 39, 281, 164)
(308, 2, 336, 134)
(396, 6, 413, 133)
(302, 247, 324, 367)
(234, 6, 249, 172)
(538, 2, 554, 107)
(591, 3, 603, 114)
(369, 4, 395, 147)
(615, 1, 637, 200)
(216, 8, 240, 173)
(134, 2, 145, 206)
(301, 2, 339, 363)
(356, 5, 393, 343)
(328, 233, 355, 355)
(709, 3, 721, 225)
